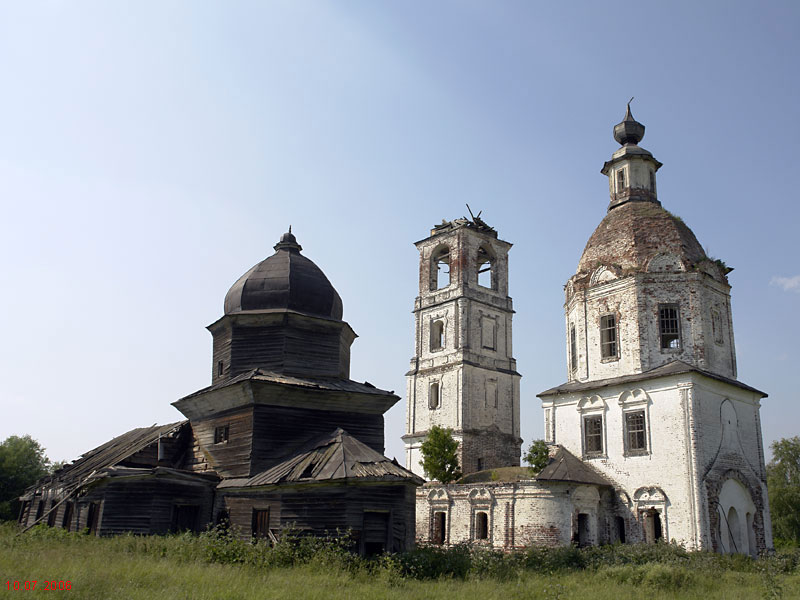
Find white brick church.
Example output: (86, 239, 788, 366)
(405, 106, 772, 555)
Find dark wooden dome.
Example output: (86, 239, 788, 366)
(224, 231, 343, 320)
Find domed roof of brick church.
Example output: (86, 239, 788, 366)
(224, 230, 343, 320)
(575, 201, 708, 280)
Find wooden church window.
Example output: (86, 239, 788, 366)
(600, 314, 618, 359)
(214, 425, 230, 444)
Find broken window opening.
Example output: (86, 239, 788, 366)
(431, 247, 451, 291)
(475, 512, 489, 540)
(600, 314, 618, 359)
(577, 513, 591, 547)
(214, 424, 230, 444)
(62, 502, 74, 531)
(429, 381, 441, 410)
(477, 246, 495, 289)
(583, 415, 603, 456)
(171, 504, 200, 533)
(625, 410, 647, 453)
(217, 360, 224, 377)
(433, 512, 446, 545)
(659, 305, 680, 349)
(86, 502, 101, 535)
(641, 509, 663, 543)
(47, 501, 57, 527)
(252, 508, 271, 538)
(569, 324, 578, 373)
(430, 320, 445, 351)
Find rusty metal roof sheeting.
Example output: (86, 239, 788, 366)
(180, 368, 396, 401)
(219, 428, 423, 489)
(536, 446, 614, 487)
(36, 421, 188, 490)
(538, 360, 766, 398)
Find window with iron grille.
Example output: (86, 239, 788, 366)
(600, 314, 618, 359)
(659, 305, 680, 349)
(625, 410, 647, 452)
(570, 324, 578, 372)
(583, 415, 603, 455)
(214, 424, 229, 444)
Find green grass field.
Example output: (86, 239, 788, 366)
(2, 524, 798, 599)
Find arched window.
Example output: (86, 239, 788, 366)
(475, 512, 488, 540)
(477, 246, 495, 289)
(430, 320, 445, 351)
(429, 381, 441, 409)
(431, 246, 451, 290)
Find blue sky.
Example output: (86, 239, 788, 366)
(1, 1, 798, 465)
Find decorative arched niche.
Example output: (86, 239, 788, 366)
(646, 253, 685, 273)
(590, 265, 618, 286)
(716, 477, 757, 556)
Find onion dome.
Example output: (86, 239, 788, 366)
(613, 101, 645, 146)
(224, 229, 343, 320)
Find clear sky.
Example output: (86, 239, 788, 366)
(1, 1, 798, 466)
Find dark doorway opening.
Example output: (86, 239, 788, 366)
(172, 505, 200, 533)
(433, 512, 446, 545)
(363, 511, 390, 556)
(615, 516, 626, 543)
(577, 513, 590, 547)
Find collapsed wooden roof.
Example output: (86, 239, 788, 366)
(219, 428, 423, 489)
(27, 421, 190, 494)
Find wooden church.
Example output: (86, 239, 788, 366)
(19, 230, 422, 555)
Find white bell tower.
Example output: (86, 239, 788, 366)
(403, 212, 521, 478)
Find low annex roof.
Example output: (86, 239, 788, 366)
(536, 447, 614, 487)
(218, 428, 423, 489)
(538, 360, 766, 398)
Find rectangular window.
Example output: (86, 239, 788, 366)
(625, 410, 647, 452)
(659, 305, 680, 349)
(475, 512, 489, 540)
(600, 314, 618, 359)
(570, 324, 578, 373)
(214, 424, 229, 444)
(616, 168, 626, 191)
(583, 415, 603, 455)
(217, 360, 224, 376)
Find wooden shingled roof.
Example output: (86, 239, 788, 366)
(536, 446, 614, 487)
(218, 428, 423, 489)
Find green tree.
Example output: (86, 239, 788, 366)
(0, 435, 52, 521)
(419, 426, 462, 483)
(524, 439, 550, 475)
(767, 436, 800, 547)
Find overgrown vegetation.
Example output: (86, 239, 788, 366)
(768, 436, 800, 548)
(0, 435, 53, 521)
(419, 425, 461, 483)
(3, 523, 800, 599)
(524, 440, 550, 475)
